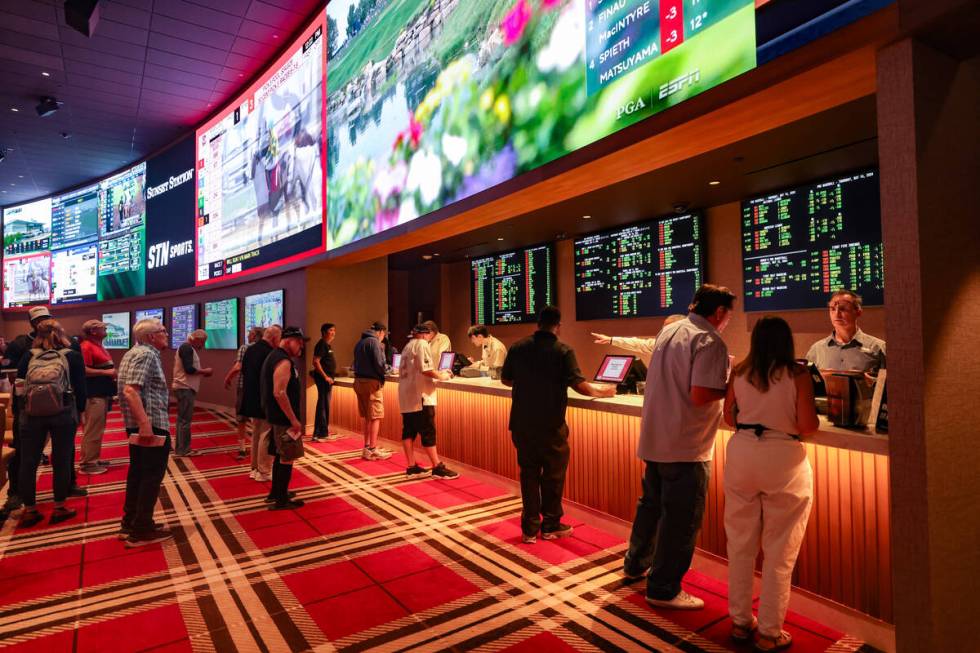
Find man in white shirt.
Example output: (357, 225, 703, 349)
(805, 289, 886, 373)
(422, 320, 452, 361)
(467, 325, 508, 371)
(625, 286, 735, 611)
(399, 324, 459, 479)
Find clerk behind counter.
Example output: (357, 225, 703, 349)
(467, 325, 508, 371)
(805, 289, 886, 374)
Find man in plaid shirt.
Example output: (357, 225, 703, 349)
(118, 318, 174, 547)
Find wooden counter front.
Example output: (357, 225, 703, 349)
(330, 377, 891, 620)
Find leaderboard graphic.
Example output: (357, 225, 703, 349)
(327, 0, 756, 249)
(196, 17, 325, 285)
(471, 244, 554, 325)
(575, 213, 703, 320)
(741, 169, 884, 311)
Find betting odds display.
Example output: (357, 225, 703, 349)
(170, 304, 199, 350)
(574, 213, 703, 320)
(204, 298, 240, 350)
(196, 17, 325, 285)
(471, 244, 554, 326)
(741, 170, 884, 311)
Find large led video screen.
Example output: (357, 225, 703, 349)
(196, 17, 325, 285)
(2, 252, 51, 308)
(103, 312, 132, 350)
(50, 183, 101, 305)
(326, 0, 756, 249)
(146, 136, 196, 294)
(741, 169, 884, 312)
(3, 198, 53, 308)
(3, 198, 51, 257)
(98, 163, 147, 300)
(204, 298, 239, 350)
(244, 289, 284, 342)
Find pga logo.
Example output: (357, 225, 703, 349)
(617, 97, 647, 120)
(148, 240, 193, 270)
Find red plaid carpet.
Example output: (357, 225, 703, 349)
(0, 408, 882, 652)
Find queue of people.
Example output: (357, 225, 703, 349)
(0, 283, 884, 650)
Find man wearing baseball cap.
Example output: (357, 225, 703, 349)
(261, 326, 307, 509)
(353, 321, 392, 461)
(2, 306, 88, 517)
(78, 320, 117, 475)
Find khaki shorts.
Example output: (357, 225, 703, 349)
(353, 378, 384, 420)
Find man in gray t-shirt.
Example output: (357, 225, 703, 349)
(806, 289, 885, 374)
(625, 285, 736, 611)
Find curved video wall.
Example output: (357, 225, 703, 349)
(3, 1, 767, 309)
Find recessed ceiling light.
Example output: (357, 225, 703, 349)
(497, 237, 504, 241)
(709, 180, 720, 186)
(433, 253, 440, 257)
(17, 175, 23, 178)
(273, 34, 279, 39)
(238, 73, 244, 77)
(582, 214, 592, 219)
(41, 71, 50, 77)
(421, 254, 433, 260)
(10, 107, 18, 112)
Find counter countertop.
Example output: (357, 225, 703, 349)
(333, 376, 888, 455)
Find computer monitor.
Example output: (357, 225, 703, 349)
(391, 352, 402, 372)
(594, 355, 635, 384)
(438, 352, 456, 371)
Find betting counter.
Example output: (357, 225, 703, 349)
(330, 376, 892, 620)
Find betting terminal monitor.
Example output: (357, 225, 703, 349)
(438, 352, 456, 372)
(594, 355, 636, 384)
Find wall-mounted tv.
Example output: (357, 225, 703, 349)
(204, 298, 239, 350)
(574, 212, 704, 320)
(244, 289, 284, 342)
(102, 312, 132, 350)
(471, 243, 554, 325)
(740, 169, 883, 312)
(135, 308, 165, 324)
(97, 162, 147, 300)
(195, 16, 325, 285)
(171, 304, 199, 350)
(326, 0, 756, 250)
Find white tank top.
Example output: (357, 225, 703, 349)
(733, 368, 798, 436)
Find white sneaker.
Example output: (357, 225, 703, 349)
(253, 472, 270, 482)
(645, 591, 704, 610)
(248, 469, 257, 480)
(362, 447, 392, 461)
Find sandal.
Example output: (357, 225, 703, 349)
(731, 616, 758, 642)
(755, 630, 793, 651)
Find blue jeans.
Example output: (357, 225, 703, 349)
(313, 377, 332, 437)
(625, 461, 711, 600)
(174, 389, 196, 455)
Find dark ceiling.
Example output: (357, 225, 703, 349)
(0, 0, 322, 207)
(388, 96, 880, 269)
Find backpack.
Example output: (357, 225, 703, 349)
(24, 348, 72, 417)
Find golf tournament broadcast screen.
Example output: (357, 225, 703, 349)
(196, 16, 325, 285)
(326, 0, 756, 249)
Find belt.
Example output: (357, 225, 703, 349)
(736, 422, 799, 440)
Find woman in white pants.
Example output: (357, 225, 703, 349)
(722, 316, 819, 651)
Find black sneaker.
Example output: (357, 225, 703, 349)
(20, 510, 44, 528)
(97, 459, 111, 467)
(118, 521, 165, 540)
(49, 507, 77, 525)
(41, 453, 50, 465)
(68, 485, 88, 497)
(263, 490, 297, 503)
(268, 498, 305, 511)
(406, 465, 431, 478)
(431, 463, 459, 479)
(235, 449, 248, 461)
(2, 495, 23, 512)
(125, 528, 174, 548)
(541, 524, 574, 540)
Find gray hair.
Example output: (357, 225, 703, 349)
(133, 319, 164, 344)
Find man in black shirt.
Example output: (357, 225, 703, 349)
(241, 326, 281, 482)
(261, 326, 306, 510)
(501, 306, 616, 544)
(311, 322, 338, 442)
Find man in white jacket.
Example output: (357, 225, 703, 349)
(591, 314, 686, 358)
